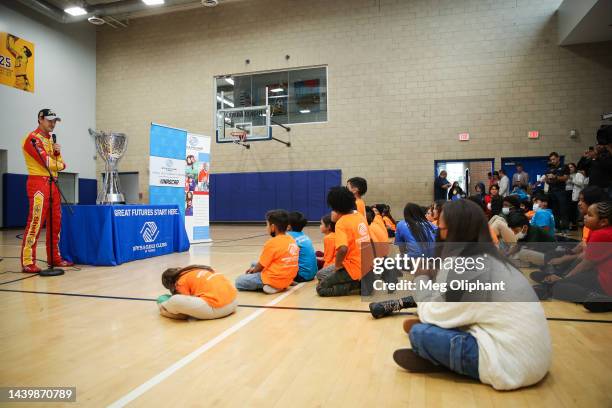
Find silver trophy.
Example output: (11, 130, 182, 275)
(89, 128, 128, 204)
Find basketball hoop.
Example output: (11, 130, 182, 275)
(231, 131, 248, 142)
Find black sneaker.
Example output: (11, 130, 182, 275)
(393, 349, 447, 373)
(530, 271, 549, 283)
(369, 296, 416, 319)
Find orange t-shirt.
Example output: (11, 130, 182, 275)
(383, 216, 396, 231)
(323, 232, 336, 267)
(259, 234, 299, 289)
(355, 198, 366, 218)
(582, 226, 591, 243)
(175, 268, 237, 308)
(373, 214, 387, 234)
(369, 220, 390, 257)
(335, 212, 371, 280)
(526, 210, 535, 220)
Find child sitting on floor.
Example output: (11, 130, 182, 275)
(316, 187, 372, 297)
(392, 199, 551, 391)
(158, 265, 237, 320)
(235, 210, 299, 294)
(316, 214, 336, 281)
(287, 211, 318, 282)
(531, 193, 556, 238)
(379, 204, 397, 237)
(347, 177, 367, 218)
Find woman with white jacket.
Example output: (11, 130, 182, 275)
(393, 199, 552, 391)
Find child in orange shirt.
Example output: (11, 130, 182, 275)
(366, 206, 390, 257)
(347, 177, 367, 218)
(158, 265, 237, 320)
(317, 187, 372, 297)
(235, 210, 299, 294)
(316, 214, 337, 281)
(380, 204, 397, 237)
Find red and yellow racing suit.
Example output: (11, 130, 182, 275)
(20, 127, 66, 267)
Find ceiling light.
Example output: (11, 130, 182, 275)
(270, 88, 284, 93)
(225, 78, 234, 85)
(216, 95, 234, 108)
(299, 109, 310, 114)
(64, 6, 87, 16)
(142, 0, 165, 5)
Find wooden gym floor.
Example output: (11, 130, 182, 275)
(0, 226, 611, 407)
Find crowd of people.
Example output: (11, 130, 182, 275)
(153, 125, 611, 392)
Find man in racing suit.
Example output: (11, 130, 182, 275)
(21, 109, 74, 272)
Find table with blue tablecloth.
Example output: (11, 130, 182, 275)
(59, 205, 190, 266)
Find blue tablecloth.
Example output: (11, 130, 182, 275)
(59, 205, 190, 266)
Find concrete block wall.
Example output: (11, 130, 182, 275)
(96, 0, 612, 217)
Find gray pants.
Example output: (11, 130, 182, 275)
(316, 265, 336, 281)
(159, 295, 237, 320)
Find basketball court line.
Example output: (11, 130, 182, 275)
(0, 274, 39, 285)
(106, 282, 305, 408)
(0, 287, 610, 323)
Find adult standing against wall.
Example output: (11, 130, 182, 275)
(512, 163, 529, 190)
(546, 152, 569, 233)
(498, 169, 510, 197)
(21, 109, 74, 273)
(434, 170, 451, 201)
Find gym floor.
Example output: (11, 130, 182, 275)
(0, 226, 611, 407)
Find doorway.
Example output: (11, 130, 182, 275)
(434, 159, 494, 198)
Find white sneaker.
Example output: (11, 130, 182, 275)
(263, 284, 281, 294)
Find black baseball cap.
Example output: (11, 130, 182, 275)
(38, 108, 61, 121)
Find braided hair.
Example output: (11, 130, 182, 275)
(594, 201, 612, 224)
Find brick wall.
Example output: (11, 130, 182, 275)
(96, 0, 612, 218)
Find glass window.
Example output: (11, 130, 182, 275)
(215, 66, 327, 127)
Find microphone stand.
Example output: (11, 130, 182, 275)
(30, 138, 72, 276)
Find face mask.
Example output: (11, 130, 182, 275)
(533, 203, 540, 211)
(516, 231, 526, 240)
(502, 207, 510, 215)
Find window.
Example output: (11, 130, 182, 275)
(215, 66, 327, 126)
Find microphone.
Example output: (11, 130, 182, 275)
(31, 138, 37, 146)
(52, 133, 57, 143)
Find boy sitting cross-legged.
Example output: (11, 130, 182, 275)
(235, 210, 299, 294)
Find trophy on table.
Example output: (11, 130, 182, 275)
(89, 128, 128, 204)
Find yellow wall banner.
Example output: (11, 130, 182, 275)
(0, 32, 35, 93)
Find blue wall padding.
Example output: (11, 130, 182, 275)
(3, 173, 28, 228)
(210, 170, 342, 222)
(78, 178, 97, 205)
(3, 174, 98, 228)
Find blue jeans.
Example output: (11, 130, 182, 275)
(235, 272, 264, 291)
(409, 323, 479, 380)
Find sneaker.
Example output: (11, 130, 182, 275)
(529, 271, 549, 283)
(402, 318, 420, 334)
(51, 259, 74, 267)
(22, 264, 41, 273)
(369, 296, 416, 319)
(263, 285, 281, 294)
(393, 349, 447, 373)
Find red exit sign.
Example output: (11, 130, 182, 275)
(458, 132, 470, 141)
(528, 130, 539, 139)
